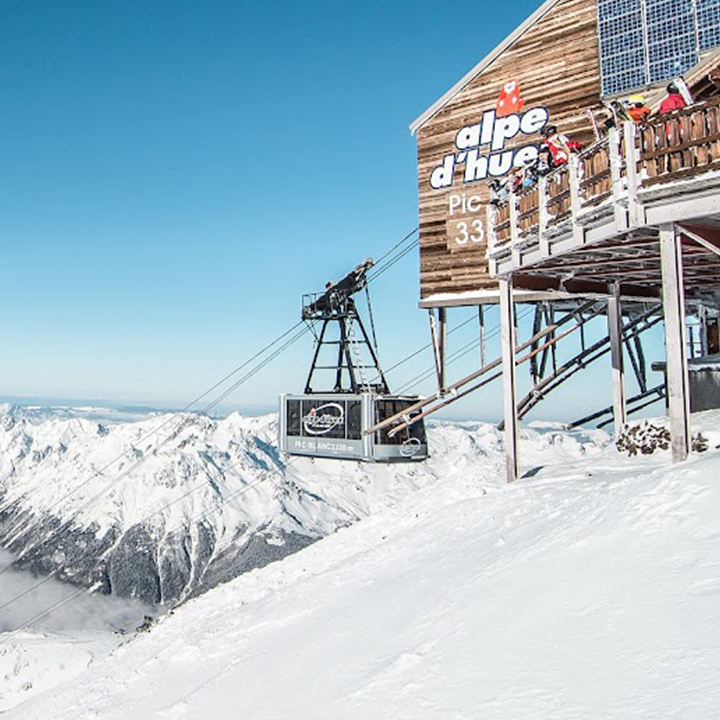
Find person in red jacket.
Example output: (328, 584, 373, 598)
(659, 83, 687, 114)
(541, 125, 572, 166)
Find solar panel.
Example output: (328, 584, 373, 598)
(598, 0, 647, 96)
(597, 0, 720, 96)
(698, 0, 720, 49)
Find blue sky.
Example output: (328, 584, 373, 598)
(0, 0, 667, 422)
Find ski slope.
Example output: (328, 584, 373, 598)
(4, 413, 720, 719)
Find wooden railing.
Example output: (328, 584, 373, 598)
(487, 98, 720, 272)
(579, 138, 612, 206)
(640, 97, 720, 184)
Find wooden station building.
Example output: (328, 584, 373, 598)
(404, 0, 720, 479)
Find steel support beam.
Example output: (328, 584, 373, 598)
(607, 282, 627, 437)
(500, 278, 519, 483)
(659, 223, 691, 462)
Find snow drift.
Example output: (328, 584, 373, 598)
(3, 411, 720, 719)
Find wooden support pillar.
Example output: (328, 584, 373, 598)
(607, 282, 627, 437)
(499, 277, 519, 483)
(428, 308, 447, 394)
(659, 223, 691, 462)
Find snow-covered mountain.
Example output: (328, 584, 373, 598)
(3, 411, 720, 719)
(0, 407, 607, 607)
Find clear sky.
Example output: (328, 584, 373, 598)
(0, 0, 667, 423)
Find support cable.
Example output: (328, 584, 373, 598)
(0, 324, 310, 588)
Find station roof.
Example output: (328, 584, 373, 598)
(410, 1, 720, 136)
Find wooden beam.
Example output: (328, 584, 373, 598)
(499, 277, 519, 483)
(679, 225, 720, 258)
(367, 299, 598, 437)
(659, 223, 691, 462)
(428, 309, 446, 394)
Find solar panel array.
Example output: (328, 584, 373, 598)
(598, 0, 720, 96)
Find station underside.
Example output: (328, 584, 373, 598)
(488, 109, 720, 479)
(509, 224, 720, 301)
(458, 107, 720, 481)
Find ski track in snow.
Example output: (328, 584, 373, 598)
(1, 409, 720, 718)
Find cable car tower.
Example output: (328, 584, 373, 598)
(302, 258, 388, 395)
(278, 258, 428, 462)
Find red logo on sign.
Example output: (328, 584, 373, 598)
(496, 80, 524, 117)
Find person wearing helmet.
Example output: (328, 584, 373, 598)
(626, 95, 651, 123)
(541, 124, 572, 167)
(659, 83, 687, 114)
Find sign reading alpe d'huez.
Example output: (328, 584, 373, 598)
(430, 80, 550, 252)
(430, 105, 549, 189)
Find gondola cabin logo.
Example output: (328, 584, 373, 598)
(400, 437, 422, 458)
(302, 403, 344, 435)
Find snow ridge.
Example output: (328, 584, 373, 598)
(0, 408, 607, 606)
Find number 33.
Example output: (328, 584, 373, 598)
(455, 219, 484, 245)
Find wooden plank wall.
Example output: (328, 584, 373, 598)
(417, 0, 602, 300)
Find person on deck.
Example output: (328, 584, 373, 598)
(541, 125, 575, 167)
(626, 95, 651, 123)
(489, 178, 509, 205)
(658, 83, 687, 114)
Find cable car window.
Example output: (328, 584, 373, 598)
(347, 401, 362, 440)
(287, 400, 301, 436)
(407, 411, 427, 443)
(301, 399, 347, 440)
(375, 399, 425, 446)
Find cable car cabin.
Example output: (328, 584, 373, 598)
(278, 393, 428, 462)
(280, 257, 429, 462)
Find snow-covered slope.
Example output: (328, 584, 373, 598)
(0, 407, 607, 607)
(4, 413, 720, 719)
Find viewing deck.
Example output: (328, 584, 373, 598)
(487, 99, 720, 296)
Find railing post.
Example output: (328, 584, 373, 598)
(538, 175, 550, 257)
(608, 126, 628, 231)
(508, 188, 521, 266)
(486, 204, 498, 276)
(623, 121, 643, 227)
(568, 154, 584, 244)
